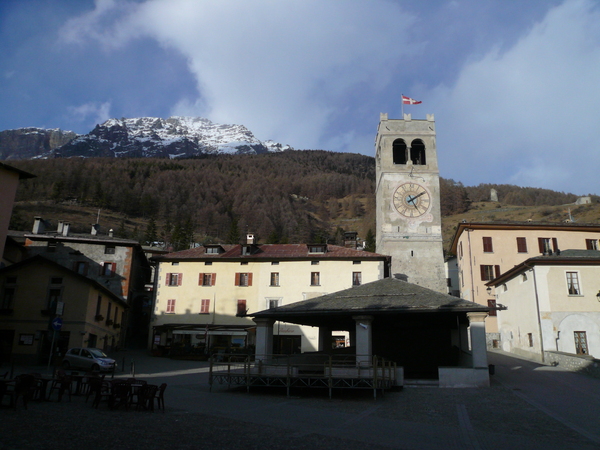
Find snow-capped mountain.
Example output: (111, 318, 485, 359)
(51, 116, 293, 159)
(0, 116, 293, 160)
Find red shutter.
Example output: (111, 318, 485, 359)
(178, 273, 183, 286)
(586, 239, 594, 250)
(552, 238, 558, 252)
(110, 263, 116, 276)
(198, 273, 204, 285)
(494, 265, 501, 278)
(211, 273, 216, 286)
(235, 273, 240, 286)
(248, 273, 253, 286)
(483, 237, 493, 253)
(538, 238, 544, 253)
(166, 273, 172, 285)
(517, 237, 527, 253)
(480, 265, 486, 281)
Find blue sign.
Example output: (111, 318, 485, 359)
(51, 317, 63, 331)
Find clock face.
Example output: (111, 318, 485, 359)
(393, 182, 432, 217)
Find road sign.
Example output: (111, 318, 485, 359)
(51, 317, 63, 331)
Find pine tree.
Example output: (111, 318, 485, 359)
(364, 229, 376, 252)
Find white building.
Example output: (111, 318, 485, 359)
(488, 249, 600, 361)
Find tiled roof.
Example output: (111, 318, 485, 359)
(155, 244, 388, 261)
(252, 277, 486, 318)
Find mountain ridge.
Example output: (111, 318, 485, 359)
(0, 116, 293, 160)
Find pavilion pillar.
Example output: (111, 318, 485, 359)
(253, 318, 275, 362)
(318, 326, 332, 352)
(467, 312, 489, 368)
(352, 315, 373, 366)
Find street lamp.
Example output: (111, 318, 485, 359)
(486, 286, 492, 296)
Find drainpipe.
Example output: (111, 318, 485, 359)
(529, 265, 545, 363)
(466, 229, 475, 302)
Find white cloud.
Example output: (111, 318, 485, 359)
(67, 101, 112, 127)
(432, 0, 600, 194)
(58, 0, 416, 149)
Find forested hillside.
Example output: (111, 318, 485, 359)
(7, 151, 597, 251)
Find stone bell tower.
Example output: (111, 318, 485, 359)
(375, 113, 446, 293)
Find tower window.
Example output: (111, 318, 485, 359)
(410, 139, 426, 165)
(392, 139, 407, 164)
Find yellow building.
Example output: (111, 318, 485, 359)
(450, 222, 600, 345)
(151, 239, 389, 355)
(0, 255, 127, 365)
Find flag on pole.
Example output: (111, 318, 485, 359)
(402, 95, 422, 105)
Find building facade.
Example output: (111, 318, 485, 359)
(375, 113, 446, 293)
(151, 240, 389, 355)
(450, 222, 600, 343)
(0, 255, 127, 365)
(488, 250, 600, 361)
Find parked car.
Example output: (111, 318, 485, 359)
(62, 347, 117, 372)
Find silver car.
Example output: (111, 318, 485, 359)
(62, 347, 117, 372)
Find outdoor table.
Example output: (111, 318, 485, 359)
(34, 375, 53, 401)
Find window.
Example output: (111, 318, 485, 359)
(410, 139, 426, 165)
(95, 295, 102, 316)
(235, 273, 252, 286)
(166, 299, 176, 314)
(198, 273, 216, 286)
(47, 287, 62, 311)
(392, 139, 407, 164)
(446, 278, 452, 287)
(101, 262, 116, 277)
(268, 298, 281, 309)
(270, 272, 280, 286)
(47, 241, 57, 252)
(516, 237, 528, 253)
(205, 247, 221, 254)
(311, 272, 320, 286)
(271, 261, 279, 265)
(1, 287, 15, 310)
(309, 245, 326, 253)
(459, 242, 463, 259)
(240, 261, 248, 265)
(566, 272, 580, 295)
(527, 333, 534, 347)
(205, 261, 212, 265)
(200, 299, 210, 314)
(50, 277, 63, 285)
(237, 299, 247, 316)
(107, 302, 112, 321)
(352, 272, 362, 286)
(487, 299, 497, 317)
(166, 273, 182, 286)
(574, 331, 588, 355)
(482, 237, 493, 253)
(74, 261, 88, 275)
(538, 237, 558, 254)
(586, 239, 598, 250)
(311, 261, 319, 265)
(104, 245, 116, 254)
(480, 265, 500, 281)
(353, 261, 361, 265)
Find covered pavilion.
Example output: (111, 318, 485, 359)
(251, 277, 494, 387)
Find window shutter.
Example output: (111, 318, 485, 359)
(211, 273, 216, 286)
(248, 273, 253, 286)
(538, 238, 544, 253)
(517, 237, 527, 253)
(480, 265, 486, 281)
(178, 273, 183, 286)
(166, 273, 172, 285)
(110, 263, 116, 276)
(483, 237, 493, 253)
(586, 239, 593, 250)
(198, 273, 204, 285)
(235, 273, 240, 286)
(552, 238, 558, 252)
(495, 265, 501, 278)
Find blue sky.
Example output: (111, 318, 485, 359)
(1, 0, 599, 195)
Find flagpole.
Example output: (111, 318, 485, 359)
(401, 94, 404, 118)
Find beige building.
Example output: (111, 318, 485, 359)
(151, 239, 389, 355)
(450, 222, 600, 344)
(0, 255, 127, 365)
(487, 250, 600, 362)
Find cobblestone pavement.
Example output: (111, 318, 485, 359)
(1, 350, 599, 450)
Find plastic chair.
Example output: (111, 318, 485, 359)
(109, 380, 131, 410)
(136, 384, 159, 411)
(11, 374, 37, 409)
(154, 383, 167, 412)
(48, 371, 72, 402)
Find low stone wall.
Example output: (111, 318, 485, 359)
(544, 351, 600, 378)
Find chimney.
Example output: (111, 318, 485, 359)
(32, 216, 46, 234)
(109, 229, 114, 238)
(62, 222, 70, 236)
(91, 224, 99, 236)
(57, 220, 64, 234)
(246, 233, 255, 245)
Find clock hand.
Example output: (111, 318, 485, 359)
(407, 191, 426, 206)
